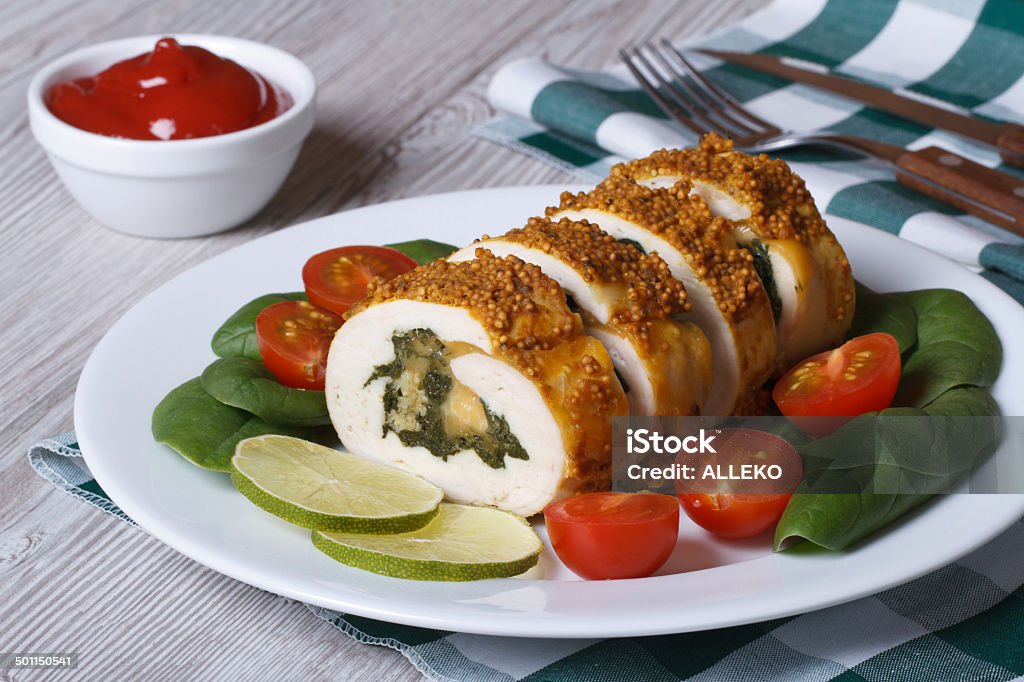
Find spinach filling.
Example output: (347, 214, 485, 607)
(746, 239, 782, 322)
(367, 329, 529, 469)
(613, 368, 630, 394)
(617, 238, 646, 254)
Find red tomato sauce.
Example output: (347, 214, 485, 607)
(45, 37, 292, 140)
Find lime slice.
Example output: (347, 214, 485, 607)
(231, 435, 442, 533)
(313, 503, 543, 581)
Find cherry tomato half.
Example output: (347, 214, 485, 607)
(674, 428, 803, 498)
(302, 246, 417, 316)
(675, 428, 801, 539)
(255, 300, 342, 390)
(679, 493, 792, 540)
(543, 492, 679, 580)
(772, 332, 902, 437)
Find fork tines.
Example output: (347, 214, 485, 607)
(620, 40, 780, 146)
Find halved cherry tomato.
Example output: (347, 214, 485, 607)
(679, 493, 791, 539)
(543, 492, 679, 580)
(302, 246, 417, 316)
(675, 428, 800, 539)
(255, 300, 342, 390)
(772, 332, 902, 437)
(674, 428, 803, 498)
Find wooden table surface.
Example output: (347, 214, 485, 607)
(0, 1, 766, 679)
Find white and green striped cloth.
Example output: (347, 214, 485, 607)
(27, 434, 1024, 680)
(476, 0, 1024, 305)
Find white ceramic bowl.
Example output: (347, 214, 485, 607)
(27, 34, 316, 238)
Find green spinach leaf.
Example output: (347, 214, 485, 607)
(774, 288, 1002, 552)
(775, 387, 999, 551)
(211, 292, 307, 361)
(200, 357, 331, 427)
(774, 492, 932, 552)
(895, 289, 1002, 408)
(848, 283, 917, 354)
(386, 239, 458, 265)
(152, 378, 334, 471)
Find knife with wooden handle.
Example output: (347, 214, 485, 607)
(700, 49, 1024, 168)
(895, 146, 1024, 232)
(814, 132, 1024, 235)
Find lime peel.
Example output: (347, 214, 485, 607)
(313, 503, 543, 581)
(231, 435, 442, 533)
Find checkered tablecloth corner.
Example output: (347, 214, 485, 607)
(477, 0, 1024, 304)
(27, 434, 1024, 681)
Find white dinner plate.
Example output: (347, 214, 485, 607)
(75, 184, 1024, 638)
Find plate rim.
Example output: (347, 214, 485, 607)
(74, 184, 1024, 638)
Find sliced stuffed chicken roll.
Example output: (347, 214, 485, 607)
(610, 134, 855, 367)
(548, 177, 776, 416)
(449, 217, 712, 417)
(325, 251, 628, 517)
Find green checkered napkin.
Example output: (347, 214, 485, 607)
(477, 0, 1024, 305)
(29, 434, 1024, 680)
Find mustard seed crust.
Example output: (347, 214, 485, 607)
(598, 317, 713, 416)
(549, 176, 764, 323)
(485, 216, 691, 322)
(349, 250, 581, 352)
(532, 335, 628, 485)
(609, 132, 828, 242)
(607, 134, 855, 347)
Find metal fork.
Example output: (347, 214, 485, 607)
(621, 40, 1024, 235)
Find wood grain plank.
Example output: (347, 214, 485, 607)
(356, 0, 772, 204)
(0, 1, 768, 680)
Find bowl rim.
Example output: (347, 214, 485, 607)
(27, 33, 317, 151)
